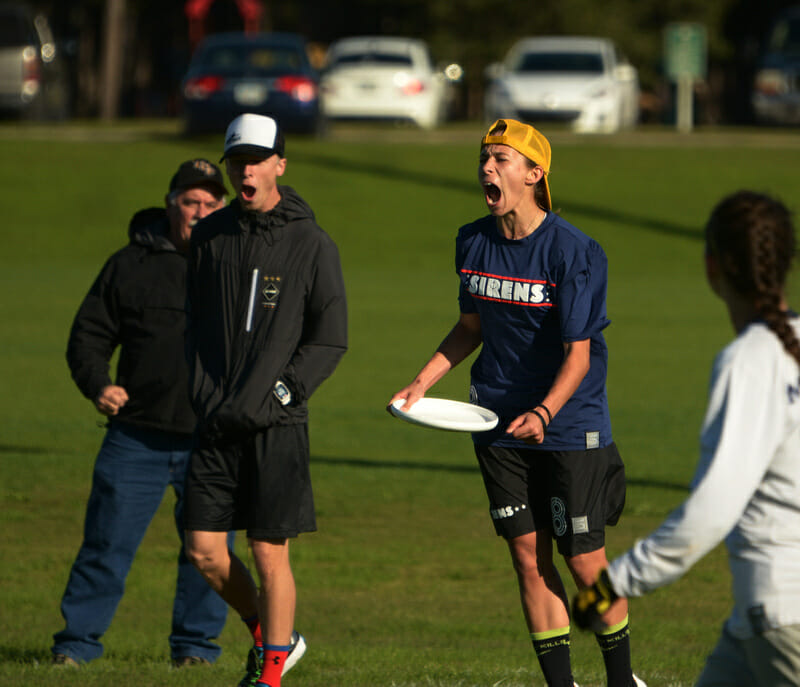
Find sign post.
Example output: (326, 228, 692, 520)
(664, 23, 707, 133)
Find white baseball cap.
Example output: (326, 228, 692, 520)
(220, 113, 285, 162)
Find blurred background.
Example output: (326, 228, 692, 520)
(1, 0, 798, 131)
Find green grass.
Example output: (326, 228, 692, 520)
(1, 120, 799, 686)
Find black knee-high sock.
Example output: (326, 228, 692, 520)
(531, 627, 574, 687)
(595, 616, 633, 687)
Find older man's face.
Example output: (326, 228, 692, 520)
(167, 186, 225, 251)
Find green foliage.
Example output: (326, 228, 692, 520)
(0, 120, 799, 686)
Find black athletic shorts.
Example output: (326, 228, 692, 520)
(184, 423, 316, 540)
(474, 442, 626, 557)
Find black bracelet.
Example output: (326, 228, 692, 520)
(530, 408, 548, 434)
(538, 403, 553, 423)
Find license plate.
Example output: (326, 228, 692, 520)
(234, 83, 268, 105)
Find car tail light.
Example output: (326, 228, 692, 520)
(21, 45, 41, 99)
(400, 78, 425, 95)
(274, 76, 317, 102)
(393, 72, 425, 96)
(184, 75, 225, 99)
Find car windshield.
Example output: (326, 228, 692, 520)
(767, 16, 800, 56)
(331, 52, 413, 67)
(195, 45, 304, 75)
(514, 51, 604, 74)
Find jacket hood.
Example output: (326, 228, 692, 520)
(127, 207, 177, 251)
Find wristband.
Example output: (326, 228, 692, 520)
(538, 403, 553, 424)
(530, 409, 548, 434)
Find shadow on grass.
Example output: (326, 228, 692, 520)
(313, 454, 477, 473)
(0, 444, 52, 455)
(292, 151, 701, 243)
(312, 454, 688, 491)
(0, 646, 50, 664)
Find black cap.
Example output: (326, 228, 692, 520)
(169, 159, 227, 196)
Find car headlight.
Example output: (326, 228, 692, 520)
(754, 69, 789, 96)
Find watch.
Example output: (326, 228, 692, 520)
(273, 379, 292, 406)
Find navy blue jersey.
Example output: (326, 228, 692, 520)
(456, 212, 613, 450)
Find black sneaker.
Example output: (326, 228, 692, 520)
(238, 644, 264, 687)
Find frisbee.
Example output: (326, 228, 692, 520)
(389, 397, 499, 432)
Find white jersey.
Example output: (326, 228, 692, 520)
(609, 317, 800, 639)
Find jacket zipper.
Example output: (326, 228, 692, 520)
(245, 267, 259, 332)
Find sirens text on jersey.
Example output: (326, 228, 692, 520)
(461, 268, 555, 307)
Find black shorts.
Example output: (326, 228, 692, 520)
(184, 424, 316, 540)
(474, 442, 626, 557)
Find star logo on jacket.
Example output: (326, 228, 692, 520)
(262, 276, 281, 309)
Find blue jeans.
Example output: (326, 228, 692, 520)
(52, 422, 234, 663)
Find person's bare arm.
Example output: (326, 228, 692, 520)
(506, 338, 590, 444)
(388, 312, 482, 410)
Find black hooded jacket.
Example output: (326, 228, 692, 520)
(187, 186, 347, 438)
(66, 208, 198, 434)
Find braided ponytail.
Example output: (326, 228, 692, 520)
(705, 190, 800, 366)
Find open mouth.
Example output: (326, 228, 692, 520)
(483, 182, 501, 207)
(241, 184, 256, 201)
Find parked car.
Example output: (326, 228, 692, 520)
(181, 32, 323, 135)
(0, 1, 68, 119)
(751, 5, 800, 125)
(484, 36, 639, 134)
(320, 36, 456, 129)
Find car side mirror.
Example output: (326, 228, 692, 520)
(484, 62, 503, 81)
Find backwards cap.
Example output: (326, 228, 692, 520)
(481, 119, 552, 210)
(220, 113, 285, 162)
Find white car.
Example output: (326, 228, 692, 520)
(320, 36, 455, 129)
(484, 36, 639, 134)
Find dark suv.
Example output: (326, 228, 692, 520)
(752, 5, 800, 125)
(0, 2, 67, 118)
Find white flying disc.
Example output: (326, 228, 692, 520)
(389, 397, 499, 432)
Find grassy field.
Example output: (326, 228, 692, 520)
(0, 120, 799, 687)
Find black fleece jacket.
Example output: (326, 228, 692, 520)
(187, 186, 347, 438)
(66, 208, 197, 435)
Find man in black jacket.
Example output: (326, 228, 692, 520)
(184, 114, 348, 687)
(52, 160, 231, 668)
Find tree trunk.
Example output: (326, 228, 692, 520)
(100, 0, 126, 121)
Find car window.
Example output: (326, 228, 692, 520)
(767, 16, 800, 55)
(515, 52, 604, 74)
(197, 45, 304, 74)
(0, 11, 38, 47)
(332, 52, 414, 67)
